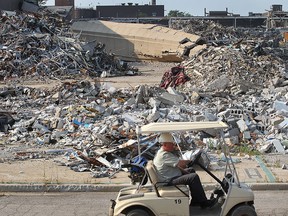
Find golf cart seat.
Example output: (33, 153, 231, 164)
(146, 160, 189, 197)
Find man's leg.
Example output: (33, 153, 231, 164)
(170, 173, 207, 203)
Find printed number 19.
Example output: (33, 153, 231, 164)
(175, 199, 182, 204)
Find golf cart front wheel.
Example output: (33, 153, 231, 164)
(126, 208, 152, 216)
(228, 204, 257, 216)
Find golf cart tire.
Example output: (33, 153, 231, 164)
(126, 208, 153, 216)
(228, 204, 257, 216)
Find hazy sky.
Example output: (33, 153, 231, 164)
(45, 0, 287, 16)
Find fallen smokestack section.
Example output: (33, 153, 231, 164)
(71, 20, 205, 62)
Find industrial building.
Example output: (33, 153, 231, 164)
(92, 4, 164, 19)
(0, 0, 38, 12)
(55, 0, 164, 19)
(53, 0, 288, 29)
(1, 0, 286, 29)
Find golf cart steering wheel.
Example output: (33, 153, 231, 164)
(187, 149, 203, 167)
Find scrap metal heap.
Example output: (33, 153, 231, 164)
(0, 16, 287, 179)
(0, 10, 138, 82)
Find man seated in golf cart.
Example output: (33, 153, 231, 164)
(153, 133, 217, 209)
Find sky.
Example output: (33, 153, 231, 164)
(45, 0, 287, 16)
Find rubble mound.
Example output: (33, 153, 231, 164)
(168, 19, 288, 94)
(170, 18, 283, 48)
(0, 16, 287, 179)
(182, 46, 287, 94)
(170, 18, 237, 43)
(0, 11, 137, 82)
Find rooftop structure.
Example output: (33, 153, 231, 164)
(266, 4, 288, 28)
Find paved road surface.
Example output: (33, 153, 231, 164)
(0, 191, 288, 216)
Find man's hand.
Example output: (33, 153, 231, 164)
(177, 160, 194, 174)
(177, 160, 191, 169)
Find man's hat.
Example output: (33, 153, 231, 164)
(158, 133, 174, 143)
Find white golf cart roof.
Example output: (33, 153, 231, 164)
(138, 121, 228, 134)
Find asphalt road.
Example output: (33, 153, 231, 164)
(0, 191, 288, 216)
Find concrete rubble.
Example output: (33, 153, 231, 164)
(0, 76, 287, 178)
(0, 10, 138, 82)
(0, 13, 287, 180)
(170, 19, 288, 157)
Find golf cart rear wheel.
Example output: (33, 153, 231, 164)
(126, 209, 151, 216)
(229, 204, 257, 216)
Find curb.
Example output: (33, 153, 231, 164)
(203, 183, 288, 191)
(1, 183, 288, 193)
(248, 183, 288, 190)
(0, 184, 130, 193)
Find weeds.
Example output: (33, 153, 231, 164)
(232, 144, 261, 156)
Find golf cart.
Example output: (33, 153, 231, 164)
(109, 121, 256, 216)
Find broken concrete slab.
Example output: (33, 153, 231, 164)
(271, 139, 286, 153)
(237, 119, 249, 132)
(158, 92, 185, 106)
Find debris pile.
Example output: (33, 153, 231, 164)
(170, 18, 284, 49)
(170, 18, 235, 44)
(181, 46, 287, 92)
(0, 75, 287, 177)
(0, 11, 138, 82)
(170, 20, 288, 155)
(0, 16, 287, 179)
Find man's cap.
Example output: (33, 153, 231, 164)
(158, 133, 174, 143)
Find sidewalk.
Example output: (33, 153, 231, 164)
(0, 155, 288, 192)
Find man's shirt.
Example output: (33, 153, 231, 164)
(153, 147, 182, 182)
